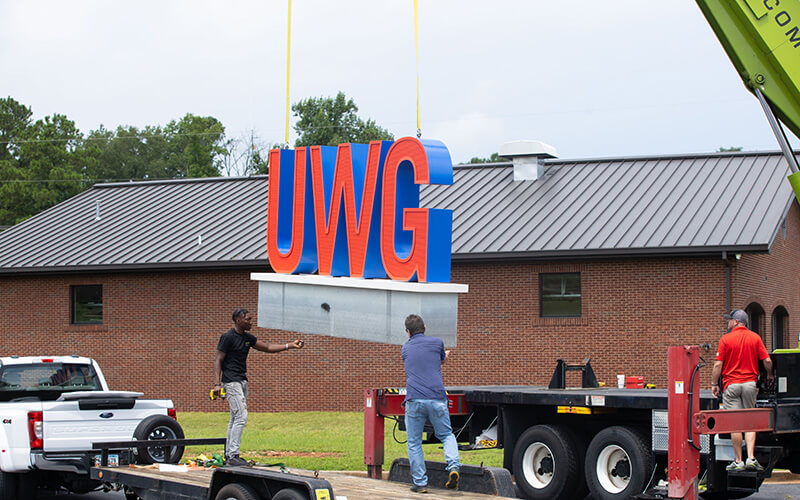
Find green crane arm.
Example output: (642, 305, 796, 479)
(696, 0, 800, 194)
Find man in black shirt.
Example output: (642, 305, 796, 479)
(213, 308, 304, 466)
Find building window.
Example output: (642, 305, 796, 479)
(745, 302, 765, 339)
(71, 285, 103, 324)
(540, 273, 581, 317)
(772, 306, 788, 350)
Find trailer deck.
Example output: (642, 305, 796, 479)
(463, 385, 719, 409)
(92, 466, 513, 500)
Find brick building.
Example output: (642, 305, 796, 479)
(0, 150, 797, 412)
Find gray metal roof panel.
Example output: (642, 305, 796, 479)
(0, 152, 794, 274)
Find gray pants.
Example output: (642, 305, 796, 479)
(223, 380, 248, 458)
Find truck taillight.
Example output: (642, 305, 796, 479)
(28, 411, 43, 450)
(168, 408, 177, 420)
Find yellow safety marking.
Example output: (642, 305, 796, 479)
(557, 406, 591, 415)
(315, 489, 331, 500)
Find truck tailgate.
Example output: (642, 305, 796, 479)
(42, 397, 171, 452)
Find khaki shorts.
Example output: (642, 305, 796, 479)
(722, 381, 758, 409)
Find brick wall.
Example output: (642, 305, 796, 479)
(1, 208, 798, 412)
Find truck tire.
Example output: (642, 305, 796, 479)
(215, 482, 259, 500)
(585, 426, 652, 500)
(133, 414, 185, 464)
(0, 471, 18, 500)
(512, 424, 583, 500)
(272, 488, 307, 500)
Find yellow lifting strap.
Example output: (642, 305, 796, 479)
(414, 0, 421, 137)
(284, 0, 293, 146)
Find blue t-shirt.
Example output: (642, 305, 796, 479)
(401, 333, 447, 400)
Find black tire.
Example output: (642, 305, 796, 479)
(585, 426, 653, 500)
(215, 482, 259, 500)
(272, 488, 308, 500)
(124, 488, 141, 500)
(0, 471, 18, 500)
(512, 424, 583, 500)
(133, 414, 185, 464)
(17, 472, 37, 499)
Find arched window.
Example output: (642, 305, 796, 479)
(772, 306, 789, 351)
(745, 303, 765, 340)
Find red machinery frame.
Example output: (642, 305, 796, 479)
(364, 388, 470, 479)
(667, 345, 774, 499)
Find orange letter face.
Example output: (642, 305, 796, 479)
(309, 141, 391, 278)
(266, 147, 318, 274)
(380, 138, 453, 282)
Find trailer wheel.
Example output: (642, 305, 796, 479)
(512, 424, 583, 499)
(585, 426, 652, 500)
(272, 488, 307, 500)
(215, 482, 259, 500)
(133, 414, 185, 464)
(0, 471, 18, 500)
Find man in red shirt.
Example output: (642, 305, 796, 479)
(711, 309, 773, 471)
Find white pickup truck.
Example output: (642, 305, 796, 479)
(0, 355, 185, 498)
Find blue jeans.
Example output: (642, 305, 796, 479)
(404, 399, 460, 487)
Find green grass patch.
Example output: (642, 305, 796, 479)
(178, 411, 503, 471)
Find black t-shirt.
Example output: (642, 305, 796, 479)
(217, 328, 258, 383)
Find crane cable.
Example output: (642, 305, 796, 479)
(414, 0, 422, 138)
(284, 0, 293, 146)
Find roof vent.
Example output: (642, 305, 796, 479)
(499, 140, 558, 181)
(94, 200, 101, 221)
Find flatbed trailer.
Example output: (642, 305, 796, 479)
(90, 465, 509, 500)
(367, 352, 800, 499)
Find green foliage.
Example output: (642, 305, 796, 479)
(468, 152, 507, 164)
(83, 114, 226, 182)
(718, 146, 743, 152)
(292, 92, 393, 147)
(0, 97, 231, 225)
(0, 98, 86, 225)
(178, 411, 503, 471)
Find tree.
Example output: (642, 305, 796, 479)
(0, 106, 85, 225)
(292, 92, 393, 147)
(468, 152, 507, 164)
(81, 113, 227, 182)
(718, 146, 743, 152)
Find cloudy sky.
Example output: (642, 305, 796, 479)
(2, 0, 798, 164)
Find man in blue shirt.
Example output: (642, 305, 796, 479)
(401, 314, 460, 493)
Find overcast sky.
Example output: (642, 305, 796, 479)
(2, 0, 798, 164)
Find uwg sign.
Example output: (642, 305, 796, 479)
(267, 137, 454, 283)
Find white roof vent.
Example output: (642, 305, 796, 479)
(499, 140, 558, 181)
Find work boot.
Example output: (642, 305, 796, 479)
(226, 455, 249, 467)
(726, 461, 745, 471)
(410, 484, 428, 493)
(445, 469, 460, 490)
(745, 458, 764, 471)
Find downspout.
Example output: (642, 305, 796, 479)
(722, 251, 731, 313)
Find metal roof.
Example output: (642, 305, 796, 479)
(428, 151, 796, 260)
(0, 176, 270, 274)
(0, 151, 795, 274)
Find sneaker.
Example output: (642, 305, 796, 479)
(726, 461, 745, 471)
(226, 455, 249, 467)
(745, 458, 764, 471)
(410, 484, 428, 493)
(445, 469, 460, 490)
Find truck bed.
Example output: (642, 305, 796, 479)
(460, 385, 719, 410)
(93, 466, 512, 499)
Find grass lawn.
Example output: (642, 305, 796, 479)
(178, 411, 503, 471)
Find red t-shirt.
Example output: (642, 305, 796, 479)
(716, 326, 769, 389)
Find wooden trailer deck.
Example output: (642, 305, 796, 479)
(93, 466, 516, 499)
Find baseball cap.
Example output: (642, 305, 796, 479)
(723, 309, 748, 323)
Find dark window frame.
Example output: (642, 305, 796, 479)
(539, 272, 582, 318)
(70, 285, 103, 325)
